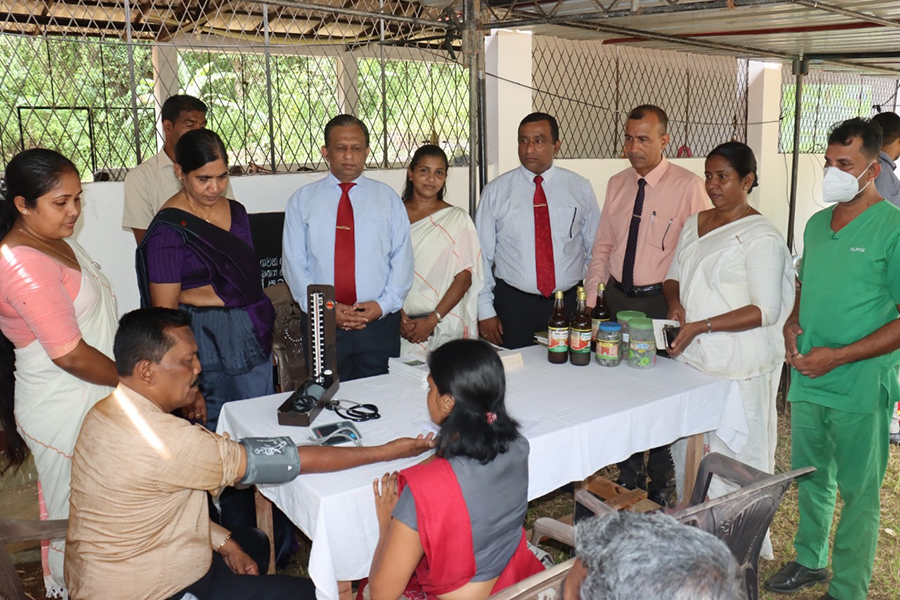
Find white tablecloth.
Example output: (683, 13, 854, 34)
(217, 345, 746, 600)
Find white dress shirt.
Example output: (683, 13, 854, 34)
(475, 164, 600, 320)
(282, 172, 414, 316)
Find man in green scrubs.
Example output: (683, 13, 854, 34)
(764, 118, 900, 600)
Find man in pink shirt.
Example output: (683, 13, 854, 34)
(585, 105, 707, 505)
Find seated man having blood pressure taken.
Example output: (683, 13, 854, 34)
(64, 308, 435, 600)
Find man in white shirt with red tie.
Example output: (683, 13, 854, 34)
(476, 112, 600, 349)
(282, 115, 414, 380)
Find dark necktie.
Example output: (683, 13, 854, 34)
(533, 175, 556, 297)
(621, 178, 647, 294)
(334, 182, 357, 305)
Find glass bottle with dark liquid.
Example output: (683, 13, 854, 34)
(569, 287, 592, 366)
(547, 290, 569, 364)
(590, 282, 612, 352)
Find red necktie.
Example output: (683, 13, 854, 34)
(533, 175, 556, 297)
(334, 182, 357, 305)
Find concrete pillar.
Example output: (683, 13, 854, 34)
(747, 60, 790, 239)
(152, 44, 180, 153)
(484, 30, 533, 181)
(336, 51, 359, 116)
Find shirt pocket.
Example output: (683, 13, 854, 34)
(356, 214, 392, 257)
(647, 207, 679, 251)
(549, 205, 578, 240)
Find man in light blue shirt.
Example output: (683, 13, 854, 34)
(476, 112, 600, 349)
(873, 111, 900, 209)
(282, 115, 413, 380)
(873, 110, 900, 445)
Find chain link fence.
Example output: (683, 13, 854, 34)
(779, 65, 900, 154)
(0, 0, 469, 181)
(532, 36, 749, 160)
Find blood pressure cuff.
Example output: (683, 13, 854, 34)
(239, 436, 302, 485)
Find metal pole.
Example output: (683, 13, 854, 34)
(465, 0, 480, 217)
(263, 4, 277, 171)
(787, 57, 807, 252)
(379, 0, 389, 169)
(124, 0, 144, 164)
(476, 26, 487, 193)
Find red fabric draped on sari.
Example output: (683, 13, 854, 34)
(398, 458, 543, 599)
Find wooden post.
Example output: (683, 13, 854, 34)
(682, 433, 705, 503)
(254, 487, 276, 575)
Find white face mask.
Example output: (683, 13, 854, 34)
(822, 163, 873, 204)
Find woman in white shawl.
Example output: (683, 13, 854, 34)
(664, 142, 795, 519)
(399, 145, 483, 355)
(0, 149, 118, 598)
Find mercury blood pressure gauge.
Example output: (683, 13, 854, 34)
(277, 285, 340, 427)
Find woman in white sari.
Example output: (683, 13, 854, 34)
(399, 145, 483, 355)
(0, 149, 118, 598)
(664, 142, 794, 526)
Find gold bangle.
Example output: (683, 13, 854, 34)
(216, 533, 232, 552)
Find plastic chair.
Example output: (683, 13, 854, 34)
(673, 454, 814, 600)
(488, 558, 575, 600)
(0, 518, 68, 600)
(264, 283, 308, 392)
(529, 453, 814, 600)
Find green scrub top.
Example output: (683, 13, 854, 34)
(789, 200, 900, 413)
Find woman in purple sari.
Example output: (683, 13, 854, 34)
(137, 129, 275, 430)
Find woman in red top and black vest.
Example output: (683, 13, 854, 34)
(368, 339, 543, 600)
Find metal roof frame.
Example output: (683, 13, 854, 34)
(482, 0, 900, 76)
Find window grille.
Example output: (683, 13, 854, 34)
(779, 65, 900, 154)
(0, 0, 467, 180)
(532, 36, 749, 159)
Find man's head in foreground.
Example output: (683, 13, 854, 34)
(572, 511, 747, 600)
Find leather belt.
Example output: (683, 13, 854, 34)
(611, 277, 663, 299)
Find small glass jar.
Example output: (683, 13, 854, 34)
(595, 322, 623, 367)
(628, 318, 656, 369)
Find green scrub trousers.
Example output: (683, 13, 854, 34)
(791, 391, 892, 600)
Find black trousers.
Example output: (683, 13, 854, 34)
(169, 527, 315, 600)
(493, 279, 578, 349)
(605, 278, 674, 496)
(212, 487, 295, 571)
(302, 310, 401, 382)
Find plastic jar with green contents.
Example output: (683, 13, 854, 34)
(595, 322, 623, 367)
(628, 317, 656, 369)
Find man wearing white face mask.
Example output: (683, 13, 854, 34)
(764, 118, 900, 600)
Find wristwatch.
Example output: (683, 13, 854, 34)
(433, 310, 444, 323)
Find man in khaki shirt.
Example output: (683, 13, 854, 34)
(65, 308, 433, 600)
(122, 95, 234, 244)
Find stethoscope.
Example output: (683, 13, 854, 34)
(325, 399, 381, 422)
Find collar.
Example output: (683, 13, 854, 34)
(155, 149, 174, 171)
(633, 156, 669, 188)
(113, 383, 165, 414)
(519, 163, 556, 183)
(880, 150, 897, 171)
(325, 171, 366, 189)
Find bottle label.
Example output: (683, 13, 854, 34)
(596, 339, 619, 360)
(570, 328, 591, 353)
(548, 327, 569, 352)
(591, 317, 610, 343)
